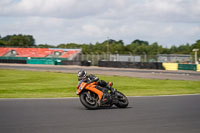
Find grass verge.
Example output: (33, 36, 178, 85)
(0, 69, 199, 98)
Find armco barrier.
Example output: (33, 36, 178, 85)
(98, 61, 164, 69)
(162, 63, 178, 70)
(27, 59, 55, 65)
(0, 57, 27, 60)
(196, 64, 200, 71)
(178, 64, 197, 71)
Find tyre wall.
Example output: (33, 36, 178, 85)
(98, 61, 164, 70)
(0, 59, 27, 64)
(61, 60, 91, 66)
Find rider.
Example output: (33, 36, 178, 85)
(77, 70, 114, 104)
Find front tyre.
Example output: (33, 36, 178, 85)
(80, 92, 98, 110)
(114, 91, 129, 108)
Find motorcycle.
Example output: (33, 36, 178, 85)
(76, 81, 129, 109)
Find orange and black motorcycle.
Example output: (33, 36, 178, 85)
(76, 81, 129, 109)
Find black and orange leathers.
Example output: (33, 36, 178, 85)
(76, 81, 103, 102)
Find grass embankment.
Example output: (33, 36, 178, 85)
(0, 69, 199, 98)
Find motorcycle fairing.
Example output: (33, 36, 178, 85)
(76, 82, 103, 101)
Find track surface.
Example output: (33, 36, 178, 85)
(1, 95, 200, 133)
(0, 63, 200, 80)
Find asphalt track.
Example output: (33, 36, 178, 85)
(0, 63, 200, 80)
(1, 95, 200, 133)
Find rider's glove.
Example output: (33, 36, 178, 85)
(106, 84, 112, 90)
(107, 85, 116, 93)
(111, 88, 116, 93)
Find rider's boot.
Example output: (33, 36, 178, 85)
(97, 93, 110, 106)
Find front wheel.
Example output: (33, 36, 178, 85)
(80, 92, 98, 110)
(114, 91, 129, 108)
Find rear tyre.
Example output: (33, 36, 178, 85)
(80, 92, 98, 110)
(114, 91, 129, 108)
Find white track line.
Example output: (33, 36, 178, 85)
(127, 94, 200, 98)
(0, 97, 78, 100)
(0, 94, 199, 100)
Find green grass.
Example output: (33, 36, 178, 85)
(0, 69, 199, 98)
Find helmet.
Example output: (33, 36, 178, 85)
(77, 70, 87, 81)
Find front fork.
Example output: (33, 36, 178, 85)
(86, 91, 97, 102)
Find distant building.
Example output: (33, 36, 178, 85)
(0, 48, 81, 60)
(158, 54, 192, 63)
(110, 54, 141, 62)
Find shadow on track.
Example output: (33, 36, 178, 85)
(79, 106, 132, 110)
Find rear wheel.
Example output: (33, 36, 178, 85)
(80, 92, 98, 110)
(114, 91, 129, 108)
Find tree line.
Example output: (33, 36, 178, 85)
(0, 34, 35, 47)
(0, 34, 200, 56)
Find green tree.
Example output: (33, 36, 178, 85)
(38, 44, 56, 48)
(57, 43, 81, 49)
(1, 34, 35, 47)
(0, 40, 6, 46)
(176, 44, 192, 54)
(191, 40, 200, 56)
(148, 42, 163, 55)
(126, 39, 149, 55)
(1, 35, 12, 42)
(169, 45, 178, 54)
